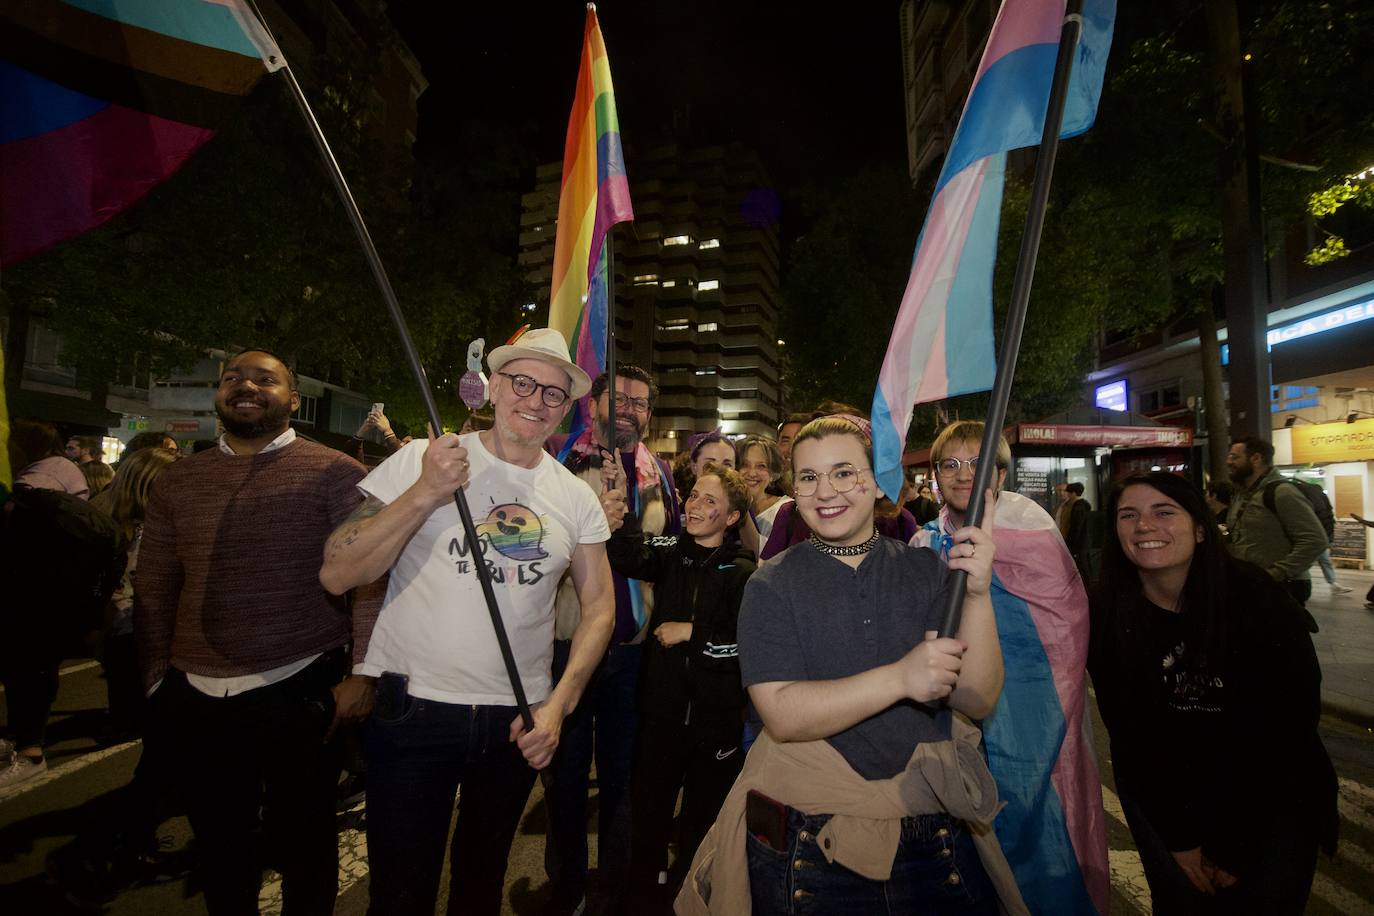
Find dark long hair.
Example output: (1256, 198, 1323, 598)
(1098, 472, 1231, 680)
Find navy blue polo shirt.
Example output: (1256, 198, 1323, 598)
(738, 536, 952, 780)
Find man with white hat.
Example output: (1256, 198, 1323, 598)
(320, 327, 621, 916)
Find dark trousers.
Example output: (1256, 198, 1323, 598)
(628, 713, 744, 909)
(746, 808, 998, 915)
(102, 632, 144, 738)
(1117, 786, 1318, 915)
(1286, 579, 1313, 607)
(158, 654, 344, 916)
(364, 696, 537, 916)
(544, 641, 641, 904)
(1, 661, 59, 752)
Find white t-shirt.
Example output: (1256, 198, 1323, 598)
(358, 433, 610, 705)
(754, 496, 794, 541)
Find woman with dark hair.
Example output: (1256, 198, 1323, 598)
(1090, 472, 1336, 913)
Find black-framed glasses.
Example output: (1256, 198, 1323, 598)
(935, 456, 980, 477)
(613, 392, 651, 414)
(497, 371, 570, 408)
(794, 464, 868, 497)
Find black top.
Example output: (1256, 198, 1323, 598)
(1088, 560, 1337, 868)
(607, 511, 756, 735)
(739, 537, 951, 780)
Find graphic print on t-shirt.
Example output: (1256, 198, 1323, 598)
(448, 498, 551, 586)
(477, 502, 549, 561)
(1161, 640, 1224, 714)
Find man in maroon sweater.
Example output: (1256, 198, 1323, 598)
(136, 349, 384, 916)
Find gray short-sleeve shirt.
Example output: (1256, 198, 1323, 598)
(738, 537, 952, 780)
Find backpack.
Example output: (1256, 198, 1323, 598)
(1262, 478, 1336, 544)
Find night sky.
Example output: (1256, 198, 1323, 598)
(391, 1, 908, 204)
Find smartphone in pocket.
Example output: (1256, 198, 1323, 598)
(375, 671, 410, 721)
(745, 789, 788, 852)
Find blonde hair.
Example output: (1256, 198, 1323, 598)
(929, 421, 1011, 475)
(92, 447, 178, 541)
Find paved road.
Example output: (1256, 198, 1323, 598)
(5, 654, 1374, 914)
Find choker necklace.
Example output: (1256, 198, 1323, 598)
(809, 529, 881, 557)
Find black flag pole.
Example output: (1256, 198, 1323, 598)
(605, 235, 618, 482)
(248, 8, 537, 735)
(938, 0, 1085, 637)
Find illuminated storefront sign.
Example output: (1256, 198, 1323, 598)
(1290, 417, 1374, 464)
(1094, 379, 1128, 412)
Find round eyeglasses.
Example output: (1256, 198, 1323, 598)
(794, 464, 867, 498)
(934, 456, 980, 477)
(497, 371, 570, 408)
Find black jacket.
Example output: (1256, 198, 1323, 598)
(1088, 560, 1337, 870)
(607, 512, 756, 729)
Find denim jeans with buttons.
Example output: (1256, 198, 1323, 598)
(745, 807, 999, 915)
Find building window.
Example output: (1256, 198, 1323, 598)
(1271, 385, 1320, 413)
(664, 235, 691, 246)
(293, 394, 318, 426)
(699, 238, 720, 250)
(632, 273, 659, 285)
(695, 368, 718, 376)
(657, 319, 690, 332)
(1138, 383, 1181, 413)
(697, 322, 718, 332)
(699, 279, 720, 291)
(661, 279, 676, 288)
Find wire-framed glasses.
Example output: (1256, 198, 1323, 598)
(935, 456, 980, 477)
(794, 464, 867, 498)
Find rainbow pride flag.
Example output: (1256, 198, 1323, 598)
(917, 492, 1108, 915)
(0, 0, 282, 266)
(547, 4, 633, 435)
(871, 0, 1114, 499)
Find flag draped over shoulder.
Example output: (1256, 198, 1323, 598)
(916, 492, 1109, 915)
(548, 5, 633, 443)
(0, 0, 283, 266)
(871, 0, 1114, 499)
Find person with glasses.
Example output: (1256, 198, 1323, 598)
(757, 408, 919, 561)
(679, 414, 1019, 915)
(319, 328, 619, 916)
(912, 421, 1108, 916)
(546, 363, 682, 915)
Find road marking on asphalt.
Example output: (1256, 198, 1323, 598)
(1341, 776, 1374, 808)
(1098, 784, 1152, 914)
(1311, 871, 1368, 914)
(0, 740, 139, 801)
(0, 660, 101, 693)
(1339, 785, 1374, 834)
(60, 660, 101, 677)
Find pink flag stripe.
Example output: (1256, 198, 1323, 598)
(973, 0, 1065, 87)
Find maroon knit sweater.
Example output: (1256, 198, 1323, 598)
(135, 438, 385, 690)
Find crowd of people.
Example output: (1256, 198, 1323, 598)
(0, 325, 1347, 915)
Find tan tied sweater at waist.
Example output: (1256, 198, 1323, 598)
(135, 438, 386, 690)
(676, 718, 1028, 916)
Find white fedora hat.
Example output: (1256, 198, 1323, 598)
(486, 327, 593, 399)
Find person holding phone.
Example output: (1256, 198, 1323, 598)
(677, 414, 1023, 916)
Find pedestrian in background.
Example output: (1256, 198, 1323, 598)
(1090, 472, 1336, 913)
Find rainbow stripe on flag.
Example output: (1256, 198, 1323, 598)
(917, 492, 1108, 915)
(871, 0, 1114, 499)
(547, 4, 633, 432)
(0, 0, 281, 266)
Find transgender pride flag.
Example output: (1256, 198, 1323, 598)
(917, 492, 1108, 915)
(0, 0, 282, 266)
(871, 0, 1114, 499)
(548, 5, 633, 439)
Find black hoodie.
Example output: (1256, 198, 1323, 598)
(608, 511, 756, 731)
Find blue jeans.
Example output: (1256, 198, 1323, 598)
(746, 808, 998, 915)
(365, 696, 537, 916)
(543, 640, 641, 905)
